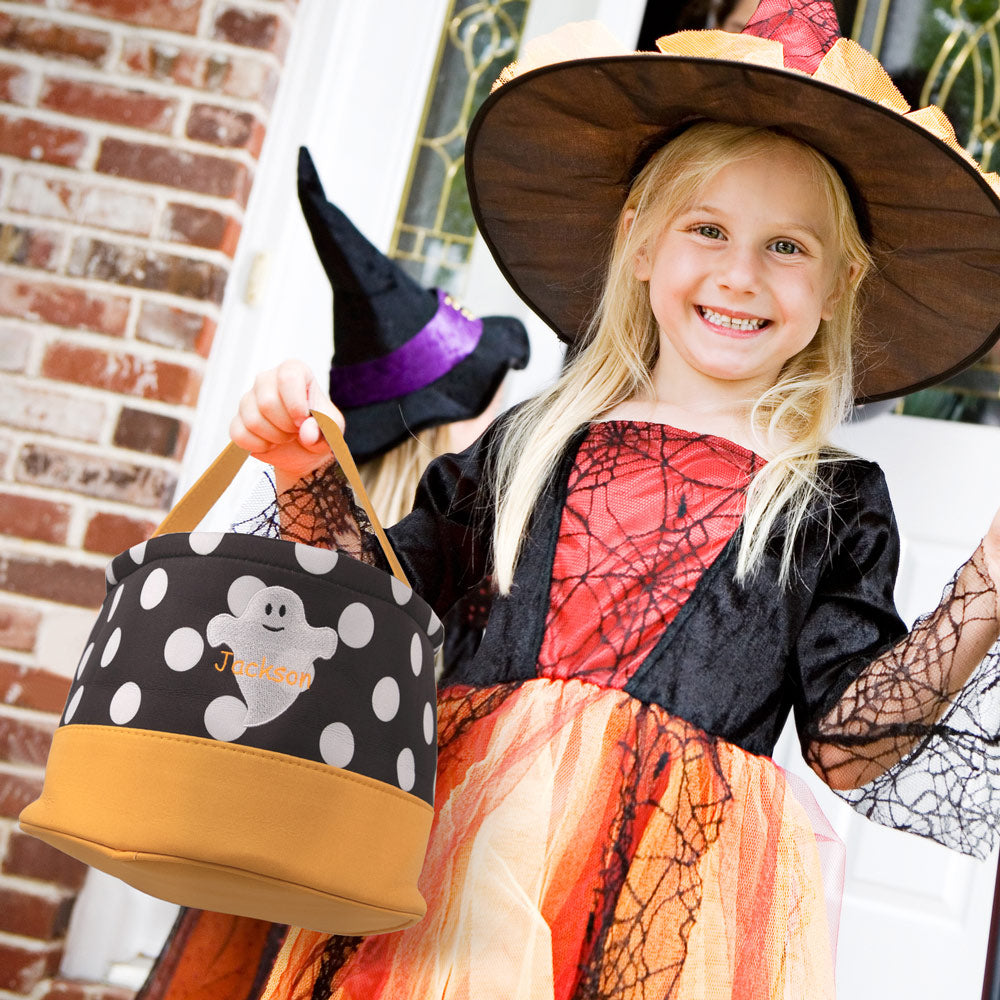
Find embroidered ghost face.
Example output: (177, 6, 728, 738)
(205, 585, 337, 738)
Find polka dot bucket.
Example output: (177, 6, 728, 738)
(20, 413, 442, 936)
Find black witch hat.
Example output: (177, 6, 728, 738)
(297, 147, 530, 463)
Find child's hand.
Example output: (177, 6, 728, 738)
(230, 359, 344, 480)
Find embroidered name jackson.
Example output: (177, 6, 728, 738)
(213, 649, 312, 689)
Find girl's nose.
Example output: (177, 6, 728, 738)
(716, 246, 762, 294)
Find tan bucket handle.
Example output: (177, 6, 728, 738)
(152, 409, 409, 586)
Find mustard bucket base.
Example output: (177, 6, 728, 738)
(20, 725, 434, 936)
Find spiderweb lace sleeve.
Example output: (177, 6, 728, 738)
(230, 458, 381, 565)
(796, 473, 1000, 858)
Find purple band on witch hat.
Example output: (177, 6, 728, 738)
(329, 289, 485, 409)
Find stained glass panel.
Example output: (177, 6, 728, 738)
(390, 0, 530, 294)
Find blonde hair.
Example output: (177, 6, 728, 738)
(360, 424, 454, 526)
(491, 122, 873, 592)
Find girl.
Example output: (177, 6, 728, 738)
(230, 3, 1000, 998)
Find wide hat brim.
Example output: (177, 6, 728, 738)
(465, 52, 1000, 403)
(342, 314, 530, 464)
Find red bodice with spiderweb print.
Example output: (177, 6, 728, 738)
(538, 420, 763, 689)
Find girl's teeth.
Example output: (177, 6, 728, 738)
(701, 307, 765, 331)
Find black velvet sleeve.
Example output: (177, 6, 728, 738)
(384, 416, 503, 618)
(790, 460, 907, 745)
(793, 461, 1000, 858)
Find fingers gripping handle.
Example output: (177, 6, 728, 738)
(151, 410, 410, 587)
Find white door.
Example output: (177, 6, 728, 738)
(774, 411, 1000, 999)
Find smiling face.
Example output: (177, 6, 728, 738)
(633, 140, 849, 401)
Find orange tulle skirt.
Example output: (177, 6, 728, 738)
(260, 678, 838, 1000)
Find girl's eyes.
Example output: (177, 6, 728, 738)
(687, 225, 805, 256)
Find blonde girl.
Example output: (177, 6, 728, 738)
(228, 5, 1000, 998)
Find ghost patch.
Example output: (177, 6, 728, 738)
(204, 584, 337, 741)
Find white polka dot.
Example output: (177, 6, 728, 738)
(129, 541, 147, 564)
(295, 544, 338, 574)
(372, 676, 399, 722)
(204, 695, 248, 742)
(105, 562, 117, 587)
(339, 603, 374, 648)
(64, 685, 84, 724)
(227, 576, 266, 616)
(319, 722, 355, 767)
(164, 627, 203, 671)
(396, 748, 415, 792)
(410, 633, 423, 676)
(140, 567, 168, 609)
(391, 577, 412, 605)
(189, 532, 223, 555)
(107, 585, 124, 622)
(423, 702, 435, 745)
(76, 642, 94, 680)
(109, 682, 141, 725)
(100, 628, 122, 667)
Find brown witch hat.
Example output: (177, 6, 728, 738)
(464, 0, 1000, 403)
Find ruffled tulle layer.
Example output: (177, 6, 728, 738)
(261, 678, 839, 1000)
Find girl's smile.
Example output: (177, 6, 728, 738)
(696, 305, 771, 336)
(633, 143, 848, 402)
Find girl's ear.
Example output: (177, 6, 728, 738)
(821, 261, 862, 321)
(623, 209, 651, 281)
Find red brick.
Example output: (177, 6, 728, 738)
(40, 78, 177, 134)
(186, 103, 264, 155)
(114, 406, 188, 458)
(40, 983, 87, 1000)
(136, 301, 215, 355)
(67, 238, 228, 304)
(0, 378, 107, 442)
(213, 5, 289, 57)
(121, 38, 200, 85)
(0, 886, 73, 939)
(0, 937, 60, 993)
(0, 274, 130, 336)
(42, 342, 202, 405)
(9, 172, 157, 237)
(120, 40, 279, 105)
(0, 661, 71, 714)
(0, 769, 44, 820)
(17, 443, 177, 509)
(0, 714, 54, 768)
(4, 830, 86, 889)
(0, 493, 71, 545)
(65, 0, 201, 32)
(0, 16, 111, 67)
(83, 510, 155, 555)
(0, 63, 34, 106)
(96, 137, 252, 205)
(0, 553, 106, 607)
(162, 202, 241, 255)
(0, 113, 87, 167)
(0, 222, 62, 271)
(43, 983, 136, 1000)
(0, 601, 41, 652)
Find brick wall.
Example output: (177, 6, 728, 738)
(0, 1, 299, 996)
